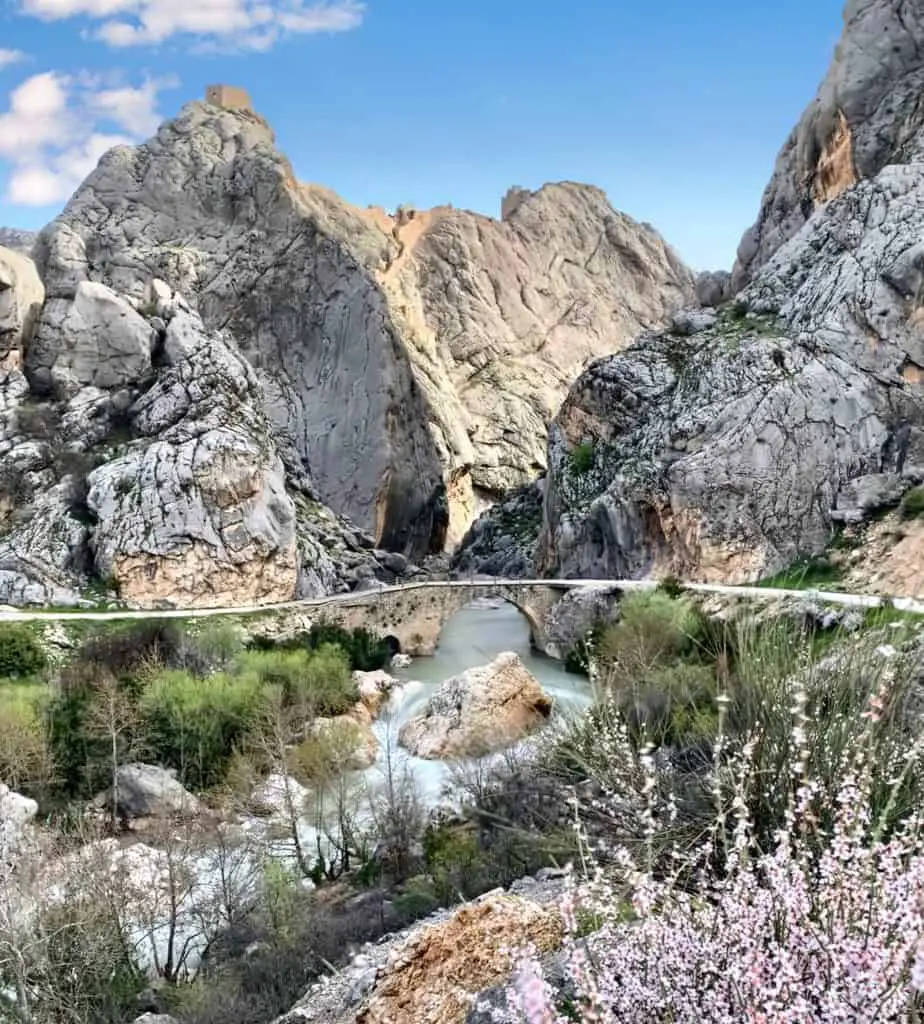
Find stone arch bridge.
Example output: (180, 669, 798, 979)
(316, 580, 585, 656)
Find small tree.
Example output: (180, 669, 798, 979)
(85, 670, 145, 829)
(366, 720, 426, 883)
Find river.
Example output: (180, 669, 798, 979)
(74, 599, 595, 979)
(367, 597, 595, 804)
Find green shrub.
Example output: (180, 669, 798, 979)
(247, 622, 390, 672)
(140, 669, 266, 790)
(900, 485, 924, 519)
(569, 440, 595, 475)
(600, 591, 698, 678)
(620, 661, 718, 747)
(306, 622, 390, 672)
(0, 682, 52, 795)
(237, 644, 356, 716)
(46, 669, 147, 799)
(178, 620, 243, 674)
(0, 623, 47, 679)
(63, 620, 184, 684)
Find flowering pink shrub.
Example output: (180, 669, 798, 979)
(485, 672, 924, 1022)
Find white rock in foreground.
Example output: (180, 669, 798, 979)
(398, 651, 553, 760)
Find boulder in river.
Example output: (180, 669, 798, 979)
(354, 669, 399, 718)
(398, 652, 554, 760)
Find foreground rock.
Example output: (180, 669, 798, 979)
(399, 652, 553, 759)
(92, 763, 201, 828)
(0, 781, 38, 855)
(279, 886, 563, 1024)
(31, 100, 693, 561)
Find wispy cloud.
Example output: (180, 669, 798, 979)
(19, 0, 365, 51)
(0, 49, 27, 69)
(0, 71, 176, 205)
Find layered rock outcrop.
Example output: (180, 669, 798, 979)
(463, 0, 924, 586)
(29, 100, 692, 563)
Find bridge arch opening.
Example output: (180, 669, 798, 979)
(434, 595, 542, 656)
(382, 634, 402, 656)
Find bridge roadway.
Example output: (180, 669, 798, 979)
(0, 577, 921, 624)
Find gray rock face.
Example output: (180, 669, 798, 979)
(0, 292, 387, 607)
(536, 300, 924, 582)
(27, 281, 155, 398)
(0, 247, 43, 362)
(451, 480, 544, 578)
(0, 229, 36, 258)
(463, 2, 924, 585)
(93, 763, 201, 824)
(33, 103, 694, 557)
(732, 0, 924, 288)
(539, 583, 622, 660)
(85, 315, 299, 607)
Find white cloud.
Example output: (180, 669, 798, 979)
(0, 50, 26, 69)
(0, 71, 175, 206)
(21, 0, 364, 50)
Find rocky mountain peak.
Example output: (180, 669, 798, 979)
(31, 98, 694, 559)
(457, 0, 924, 590)
(0, 91, 696, 607)
(733, 0, 924, 288)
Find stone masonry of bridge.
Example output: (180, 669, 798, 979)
(314, 582, 573, 656)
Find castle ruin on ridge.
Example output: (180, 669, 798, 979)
(204, 85, 253, 111)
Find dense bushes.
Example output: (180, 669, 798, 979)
(27, 620, 366, 799)
(246, 620, 391, 671)
(0, 623, 47, 679)
(489, 627, 924, 1021)
(306, 621, 391, 671)
(236, 644, 355, 716)
(141, 670, 266, 791)
(0, 682, 51, 793)
(546, 590, 924, 862)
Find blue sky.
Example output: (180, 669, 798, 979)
(0, 0, 845, 270)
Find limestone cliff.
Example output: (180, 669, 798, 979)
(32, 101, 693, 560)
(461, 0, 924, 586)
(0, 271, 389, 607)
(733, 0, 924, 288)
